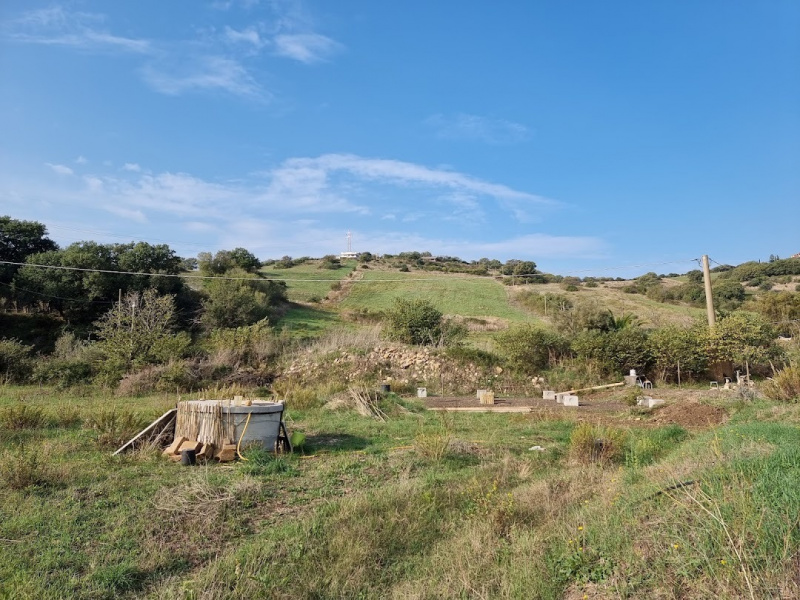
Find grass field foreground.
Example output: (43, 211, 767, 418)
(1, 385, 799, 599)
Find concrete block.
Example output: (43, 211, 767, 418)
(215, 443, 238, 462)
(197, 443, 215, 460)
(164, 436, 187, 456)
(543, 390, 556, 400)
(479, 390, 495, 405)
(556, 393, 568, 404)
(417, 387, 427, 398)
(636, 396, 665, 409)
(562, 395, 580, 407)
(476, 389, 488, 399)
(178, 440, 202, 454)
(624, 375, 638, 387)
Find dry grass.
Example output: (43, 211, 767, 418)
(763, 364, 800, 403)
(305, 325, 383, 356)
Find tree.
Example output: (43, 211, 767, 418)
(13, 240, 188, 323)
(318, 255, 342, 270)
(228, 248, 261, 272)
(384, 298, 443, 345)
(201, 270, 286, 329)
(705, 312, 778, 378)
(0, 216, 58, 286)
(94, 289, 188, 375)
(650, 325, 708, 383)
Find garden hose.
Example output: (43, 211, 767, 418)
(236, 412, 252, 461)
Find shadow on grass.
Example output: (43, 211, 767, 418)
(304, 433, 370, 453)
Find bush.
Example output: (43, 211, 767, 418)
(84, 409, 148, 449)
(384, 299, 445, 346)
(0, 445, 60, 490)
(763, 365, 800, 403)
(569, 423, 628, 464)
(572, 328, 653, 376)
(496, 325, 570, 374)
(31, 357, 94, 388)
(0, 338, 33, 383)
(0, 404, 48, 430)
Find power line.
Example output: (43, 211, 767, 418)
(0, 258, 706, 283)
(0, 281, 114, 305)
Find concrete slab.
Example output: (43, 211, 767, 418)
(543, 390, 556, 400)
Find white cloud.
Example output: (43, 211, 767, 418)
(6, 6, 151, 54)
(284, 154, 551, 204)
(273, 33, 341, 63)
(141, 56, 266, 99)
(223, 26, 265, 49)
(75, 155, 88, 164)
(183, 221, 218, 233)
(83, 176, 104, 192)
(45, 163, 74, 176)
(426, 113, 530, 144)
(123, 163, 141, 172)
(104, 206, 147, 223)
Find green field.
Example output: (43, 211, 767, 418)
(2, 385, 799, 599)
(339, 270, 532, 322)
(261, 261, 357, 303)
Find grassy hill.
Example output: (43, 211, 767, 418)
(261, 261, 357, 303)
(266, 261, 718, 336)
(339, 270, 531, 322)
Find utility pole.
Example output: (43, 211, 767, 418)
(702, 255, 715, 327)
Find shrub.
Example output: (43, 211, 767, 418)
(569, 423, 628, 464)
(0, 338, 33, 383)
(202, 272, 286, 329)
(572, 328, 653, 376)
(32, 357, 94, 388)
(0, 404, 48, 430)
(0, 445, 60, 490)
(763, 364, 800, 403)
(444, 346, 501, 368)
(384, 299, 444, 346)
(414, 417, 453, 462)
(496, 325, 570, 373)
(84, 409, 148, 449)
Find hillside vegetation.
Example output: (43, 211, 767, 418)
(3, 216, 800, 598)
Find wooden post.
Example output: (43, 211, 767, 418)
(702, 255, 715, 327)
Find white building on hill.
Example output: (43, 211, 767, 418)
(340, 231, 358, 259)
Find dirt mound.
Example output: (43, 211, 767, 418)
(650, 401, 727, 428)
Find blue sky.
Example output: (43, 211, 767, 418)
(1, 1, 798, 277)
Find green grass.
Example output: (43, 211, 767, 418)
(339, 270, 531, 322)
(273, 303, 341, 338)
(2, 384, 799, 599)
(261, 261, 357, 303)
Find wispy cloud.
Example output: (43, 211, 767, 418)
(6, 6, 151, 54)
(141, 56, 266, 99)
(426, 113, 530, 144)
(45, 163, 74, 176)
(273, 33, 341, 63)
(285, 153, 551, 203)
(104, 206, 148, 223)
(122, 163, 141, 172)
(223, 26, 265, 49)
(75, 155, 88, 164)
(83, 176, 104, 192)
(5, 4, 341, 101)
